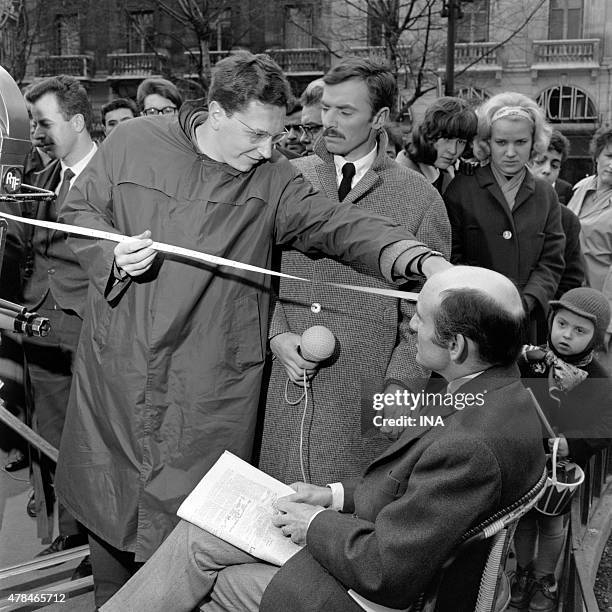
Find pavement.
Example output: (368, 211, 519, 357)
(0, 448, 94, 611)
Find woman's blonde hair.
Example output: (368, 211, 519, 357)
(472, 91, 551, 161)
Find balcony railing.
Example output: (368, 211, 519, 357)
(455, 42, 500, 67)
(265, 48, 330, 74)
(36, 55, 94, 79)
(348, 46, 387, 61)
(532, 39, 600, 66)
(107, 53, 168, 78)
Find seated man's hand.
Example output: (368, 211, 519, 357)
(114, 230, 157, 278)
(285, 482, 332, 507)
(273, 499, 324, 546)
(270, 332, 318, 386)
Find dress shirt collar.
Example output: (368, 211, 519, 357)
(446, 370, 485, 397)
(59, 143, 97, 188)
(333, 144, 377, 191)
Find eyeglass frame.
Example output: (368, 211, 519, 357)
(232, 115, 288, 146)
(142, 106, 178, 117)
(299, 124, 324, 139)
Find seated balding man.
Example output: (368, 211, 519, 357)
(101, 267, 545, 612)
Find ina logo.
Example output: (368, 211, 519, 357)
(3, 167, 22, 194)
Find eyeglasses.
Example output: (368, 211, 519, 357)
(233, 115, 288, 146)
(299, 124, 323, 139)
(142, 106, 177, 117)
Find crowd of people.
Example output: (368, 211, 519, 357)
(1, 51, 611, 612)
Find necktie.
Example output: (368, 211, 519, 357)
(338, 162, 356, 201)
(51, 168, 75, 220)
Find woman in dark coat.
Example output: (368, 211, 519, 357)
(444, 91, 565, 342)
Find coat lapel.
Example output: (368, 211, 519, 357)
(314, 160, 340, 201)
(512, 170, 535, 213)
(364, 364, 522, 472)
(477, 165, 516, 228)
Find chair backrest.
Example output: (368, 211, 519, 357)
(414, 467, 548, 612)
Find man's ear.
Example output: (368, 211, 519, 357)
(372, 107, 390, 130)
(449, 334, 469, 365)
(208, 101, 225, 130)
(70, 114, 85, 133)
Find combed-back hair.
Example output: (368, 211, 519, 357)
(25, 75, 93, 132)
(208, 51, 292, 114)
(323, 57, 396, 115)
(408, 97, 477, 165)
(102, 97, 138, 119)
(300, 85, 323, 107)
(136, 78, 183, 111)
(433, 287, 526, 367)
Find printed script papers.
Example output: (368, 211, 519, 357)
(177, 451, 303, 566)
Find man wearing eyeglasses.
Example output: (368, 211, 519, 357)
(298, 79, 325, 155)
(136, 77, 183, 117)
(54, 51, 451, 607)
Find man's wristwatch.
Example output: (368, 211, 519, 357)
(414, 250, 445, 276)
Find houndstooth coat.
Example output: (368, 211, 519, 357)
(258, 133, 451, 485)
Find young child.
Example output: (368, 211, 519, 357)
(512, 287, 612, 611)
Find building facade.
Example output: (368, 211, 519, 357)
(6, 0, 611, 178)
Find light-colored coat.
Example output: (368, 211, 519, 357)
(258, 133, 451, 485)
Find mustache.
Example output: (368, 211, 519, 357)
(323, 127, 344, 139)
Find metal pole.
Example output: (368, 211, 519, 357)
(445, 0, 457, 96)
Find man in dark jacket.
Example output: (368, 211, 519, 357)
(100, 266, 545, 612)
(54, 51, 450, 606)
(22, 75, 96, 561)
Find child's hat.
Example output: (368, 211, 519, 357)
(549, 287, 611, 345)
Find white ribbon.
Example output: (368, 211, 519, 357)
(0, 211, 419, 302)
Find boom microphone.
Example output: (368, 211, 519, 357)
(299, 325, 336, 362)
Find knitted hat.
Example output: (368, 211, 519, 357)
(549, 287, 611, 346)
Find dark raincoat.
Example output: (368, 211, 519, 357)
(54, 103, 423, 560)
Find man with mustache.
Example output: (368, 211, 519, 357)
(259, 57, 450, 486)
(21, 75, 96, 572)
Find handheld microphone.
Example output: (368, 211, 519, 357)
(299, 325, 335, 362)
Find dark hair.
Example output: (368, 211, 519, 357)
(433, 288, 526, 367)
(208, 51, 292, 114)
(323, 57, 396, 115)
(408, 97, 478, 165)
(25, 75, 93, 132)
(589, 124, 612, 162)
(136, 78, 183, 111)
(300, 85, 323, 107)
(384, 123, 403, 154)
(548, 130, 570, 162)
(101, 97, 139, 121)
